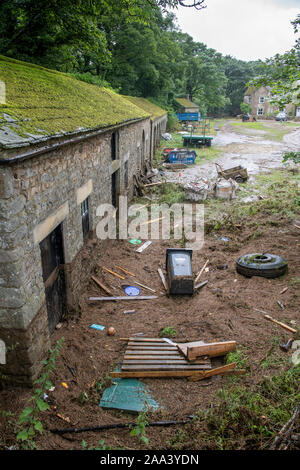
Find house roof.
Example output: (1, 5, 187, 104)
(122, 96, 167, 121)
(244, 85, 272, 96)
(0, 56, 150, 151)
(175, 97, 199, 109)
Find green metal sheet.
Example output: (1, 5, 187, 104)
(100, 378, 160, 413)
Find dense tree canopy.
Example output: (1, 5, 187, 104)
(0, 0, 263, 117)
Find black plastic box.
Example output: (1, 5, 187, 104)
(166, 248, 194, 295)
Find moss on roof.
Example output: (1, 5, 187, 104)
(122, 96, 167, 121)
(0, 55, 150, 149)
(175, 97, 199, 109)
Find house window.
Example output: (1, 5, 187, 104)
(259, 97, 265, 104)
(124, 161, 128, 189)
(81, 197, 89, 239)
(257, 107, 264, 116)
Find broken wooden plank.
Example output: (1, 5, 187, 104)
(187, 363, 236, 382)
(158, 268, 168, 291)
(177, 341, 237, 361)
(102, 267, 125, 280)
(88, 295, 158, 301)
(91, 276, 112, 296)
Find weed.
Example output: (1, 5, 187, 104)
(81, 439, 118, 450)
(16, 338, 64, 449)
(129, 409, 149, 446)
(159, 327, 177, 338)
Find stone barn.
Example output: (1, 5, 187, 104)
(0, 56, 153, 386)
(122, 96, 168, 160)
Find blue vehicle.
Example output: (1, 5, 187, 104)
(163, 148, 197, 165)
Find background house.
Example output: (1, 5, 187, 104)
(0, 56, 153, 385)
(244, 86, 296, 119)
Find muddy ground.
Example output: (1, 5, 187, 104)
(0, 119, 299, 452)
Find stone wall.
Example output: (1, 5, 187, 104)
(0, 117, 151, 385)
(151, 115, 168, 159)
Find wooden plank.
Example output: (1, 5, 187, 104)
(115, 265, 136, 277)
(178, 341, 237, 361)
(123, 358, 211, 365)
(124, 354, 184, 360)
(126, 346, 177, 351)
(91, 276, 112, 296)
(124, 350, 180, 356)
(127, 341, 174, 347)
(187, 363, 236, 382)
(110, 370, 214, 379)
(121, 364, 212, 371)
(102, 267, 125, 279)
(121, 337, 171, 342)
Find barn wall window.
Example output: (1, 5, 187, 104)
(81, 197, 90, 238)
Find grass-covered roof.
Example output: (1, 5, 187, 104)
(0, 56, 150, 150)
(175, 97, 199, 109)
(122, 96, 167, 121)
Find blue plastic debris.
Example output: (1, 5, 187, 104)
(90, 324, 105, 331)
(124, 286, 141, 296)
(100, 378, 160, 413)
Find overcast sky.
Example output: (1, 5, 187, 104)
(174, 0, 299, 61)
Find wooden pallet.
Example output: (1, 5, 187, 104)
(110, 337, 212, 378)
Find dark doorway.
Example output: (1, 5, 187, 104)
(39, 224, 66, 334)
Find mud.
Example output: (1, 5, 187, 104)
(164, 120, 300, 184)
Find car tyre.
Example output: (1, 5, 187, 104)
(236, 253, 288, 279)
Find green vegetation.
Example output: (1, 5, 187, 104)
(0, 55, 149, 144)
(159, 327, 177, 338)
(0, 1, 265, 117)
(16, 338, 64, 449)
(230, 121, 300, 141)
(180, 365, 300, 450)
(123, 96, 167, 120)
